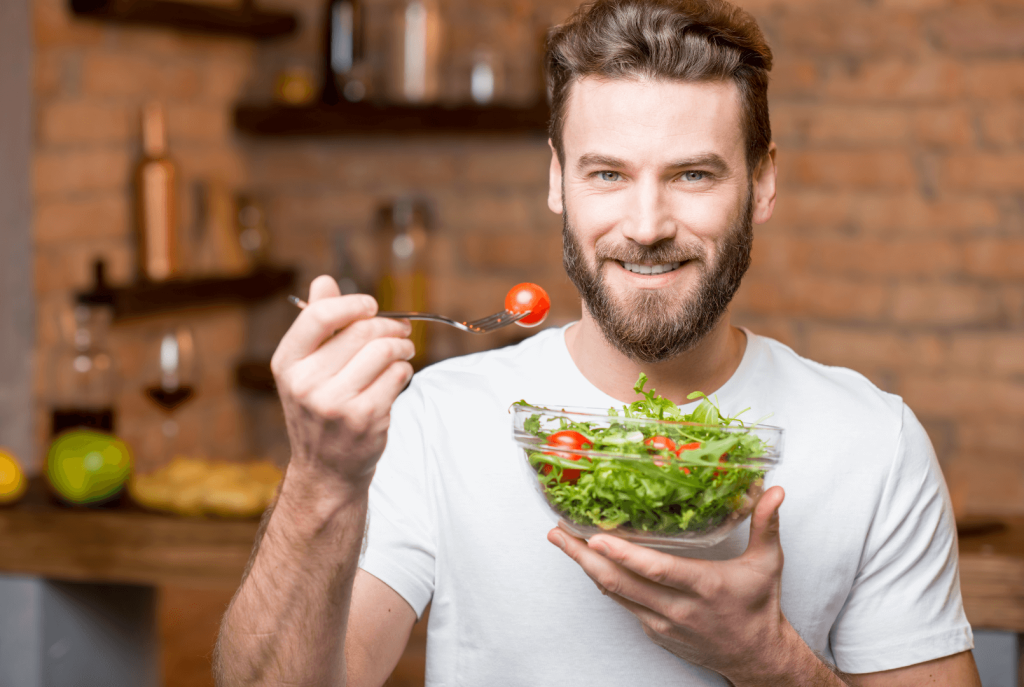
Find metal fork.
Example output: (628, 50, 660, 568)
(287, 295, 528, 334)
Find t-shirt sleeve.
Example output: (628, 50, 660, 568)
(829, 403, 973, 674)
(358, 384, 435, 619)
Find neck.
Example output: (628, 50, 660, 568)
(564, 307, 747, 405)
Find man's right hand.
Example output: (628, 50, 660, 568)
(271, 275, 415, 496)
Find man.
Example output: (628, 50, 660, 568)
(215, 0, 981, 684)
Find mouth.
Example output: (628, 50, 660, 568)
(618, 261, 684, 276)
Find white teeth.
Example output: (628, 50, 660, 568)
(621, 261, 682, 275)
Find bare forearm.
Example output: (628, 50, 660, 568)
(214, 471, 369, 687)
(729, 629, 850, 687)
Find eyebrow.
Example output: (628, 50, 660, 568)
(575, 152, 732, 174)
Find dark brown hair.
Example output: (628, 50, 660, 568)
(546, 0, 773, 174)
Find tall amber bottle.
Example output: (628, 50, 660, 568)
(135, 102, 178, 281)
(376, 199, 430, 369)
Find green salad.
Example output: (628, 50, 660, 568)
(516, 374, 772, 535)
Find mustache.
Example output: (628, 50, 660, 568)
(595, 242, 705, 265)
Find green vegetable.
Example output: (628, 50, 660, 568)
(517, 374, 771, 536)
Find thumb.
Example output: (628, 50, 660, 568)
(309, 275, 343, 303)
(744, 485, 785, 561)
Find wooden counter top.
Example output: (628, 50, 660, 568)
(3, 480, 1024, 631)
(0, 479, 259, 590)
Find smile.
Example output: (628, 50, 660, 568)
(619, 261, 683, 275)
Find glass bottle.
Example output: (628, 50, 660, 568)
(376, 198, 431, 369)
(135, 102, 179, 281)
(49, 304, 116, 436)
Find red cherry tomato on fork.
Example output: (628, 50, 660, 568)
(505, 283, 551, 327)
(541, 430, 591, 483)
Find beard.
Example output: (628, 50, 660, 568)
(562, 192, 754, 364)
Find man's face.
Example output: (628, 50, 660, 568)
(549, 77, 774, 363)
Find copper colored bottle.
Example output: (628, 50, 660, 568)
(135, 102, 178, 281)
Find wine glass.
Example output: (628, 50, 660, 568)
(144, 326, 197, 452)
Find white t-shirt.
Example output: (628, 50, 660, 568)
(361, 325, 973, 685)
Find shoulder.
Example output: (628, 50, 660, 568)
(746, 333, 914, 464)
(755, 333, 906, 421)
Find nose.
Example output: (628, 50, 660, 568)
(619, 176, 677, 246)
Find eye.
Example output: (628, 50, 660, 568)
(598, 171, 622, 182)
(682, 171, 707, 182)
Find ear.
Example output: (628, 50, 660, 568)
(547, 139, 564, 215)
(751, 142, 777, 226)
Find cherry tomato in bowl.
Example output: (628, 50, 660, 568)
(505, 283, 550, 327)
(541, 430, 591, 483)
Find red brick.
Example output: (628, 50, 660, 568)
(34, 52, 66, 98)
(946, 452, 1024, 517)
(34, 240, 131, 294)
(461, 232, 562, 272)
(929, 6, 1024, 55)
(780, 150, 917, 190)
(805, 107, 911, 146)
(81, 52, 202, 99)
(734, 274, 889, 320)
(34, 195, 130, 245)
(166, 104, 230, 144)
(804, 326, 946, 371)
(34, 0, 103, 47)
(823, 58, 964, 103)
(173, 146, 247, 187)
(438, 192, 539, 233)
(202, 58, 255, 102)
(963, 239, 1024, 279)
(801, 237, 962, 277)
(456, 143, 551, 188)
(854, 193, 1000, 235)
(39, 101, 135, 145)
(949, 333, 1024, 377)
(773, 10, 923, 57)
(911, 106, 975, 147)
(980, 106, 1024, 146)
(963, 60, 1024, 100)
(768, 57, 820, 97)
(767, 190, 854, 231)
(880, 0, 951, 8)
(939, 153, 1024, 192)
(902, 374, 1024, 419)
(33, 148, 132, 199)
(958, 420, 1024, 456)
(891, 282, 1002, 326)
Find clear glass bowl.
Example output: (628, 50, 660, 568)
(512, 405, 784, 552)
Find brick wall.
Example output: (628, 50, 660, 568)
(733, 0, 1024, 517)
(31, 0, 1024, 506)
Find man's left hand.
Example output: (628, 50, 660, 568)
(548, 486, 822, 685)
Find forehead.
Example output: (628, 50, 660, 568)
(561, 77, 745, 167)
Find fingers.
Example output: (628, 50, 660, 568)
(287, 317, 412, 394)
(312, 336, 415, 406)
(273, 292, 379, 371)
(309, 275, 342, 303)
(548, 527, 685, 614)
(586, 533, 710, 594)
(743, 485, 785, 562)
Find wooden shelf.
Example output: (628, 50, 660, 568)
(234, 101, 551, 137)
(0, 478, 259, 590)
(76, 266, 296, 321)
(69, 0, 298, 39)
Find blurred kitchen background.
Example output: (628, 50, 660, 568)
(0, 0, 1022, 684)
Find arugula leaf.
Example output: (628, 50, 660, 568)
(522, 375, 770, 535)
